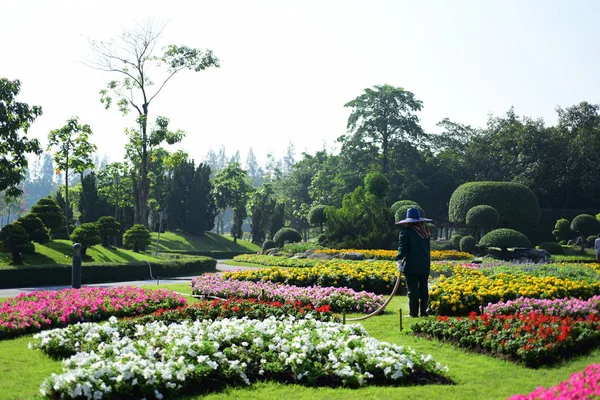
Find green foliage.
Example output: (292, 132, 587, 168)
(390, 200, 419, 216)
(282, 242, 323, 254)
(0, 78, 43, 198)
(394, 205, 426, 223)
(430, 240, 454, 251)
(552, 218, 574, 243)
(248, 182, 276, 245)
(465, 205, 499, 230)
(307, 205, 327, 232)
(269, 202, 285, 240)
(273, 227, 302, 247)
(0, 223, 33, 265)
(364, 172, 390, 199)
(15, 213, 49, 244)
(571, 214, 600, 237)
(97, 216, 121, 246)
(459, 235, 477, 254)
(317, 234, 327, 246)
(586, 235, 597, 249)
(261, 239, 277, 251)
(70, 223, 101, 256)
(213, 162, 252, 242)
(79, 172, 111, 223)
(450, 234, 463, 250)
(123, 224, 151, 252)
(479, 228, 532, 250)
(536, 242, 564, 255)
(448, 182, 540, 227)
(30, 197, 64, 232)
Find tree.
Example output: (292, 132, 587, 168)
(79, 172, 111, 223)
(307, 205, 327, 234)
(341, 85, 424, 173)
(248, 182, 276, 244)
(552, 218, 574, 244)
(0, 78, 43, 197)
(571, 214, 600, 253)
(15, 213, 50, 244)
(123, 224, 151, 252)
(90, 21, 220, 226)
(70, 223, 101, 257)
(30, 197, 64, 233)
(97, 216, 121, 247)
(48, 117, 97, 235)
(185, 163, 217, 235)
(213, 163, 252, 243)
(97, 162, 133, 222)
(0, 223, 33, 265)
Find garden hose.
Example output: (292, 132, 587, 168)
(345, 271, 403, 322)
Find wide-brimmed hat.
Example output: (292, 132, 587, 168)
(395, 207, 432, 224)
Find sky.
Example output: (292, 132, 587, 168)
(2, 0, 600, 168)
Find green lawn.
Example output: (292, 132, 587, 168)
(151, 231, 260, 253)
(1, 282, 598, 400)
(0, 240, 162, 268)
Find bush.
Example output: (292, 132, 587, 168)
(307, 205, 327, 232)
(261, 239, 277, 251)
(431, 240, 454, 251)
(390, 200, 419, 216)
(552, 218, 574, 243)
(459, 236, 477, 254)
(394, 205, 426, 224)
(586, 235, 597, 249)
(123, 224, 152, 252)
(448, 182, 540, 227)
(317, 234, 327, 246)
(97, 216, 121, 246)
(0, 223, 34, 265)
(273, 227, 302, 247)
(364, 172, 390, 199)
(479, 228, 532, 250)
(450, 234, 464, 250)
(70, 223, 101, 256)
(571, 214, 600, 237)
(465, 205, 499, 231)
(536, 242, 564, 255)
(30, 197, 64, 231)
(282, 242, 323, 254)
(15, 213, 50, 244)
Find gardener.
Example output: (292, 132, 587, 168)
(395, 207, 432, 318)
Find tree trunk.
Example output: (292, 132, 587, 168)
(64, 162, 70, 236)
(11, 251, 22, 265)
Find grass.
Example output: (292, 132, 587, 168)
(151, 231, 260, 253)
(1, 282, 598, 400)
(0, 240, 162, 268)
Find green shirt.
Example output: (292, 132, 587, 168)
(396, 226, 431, 274)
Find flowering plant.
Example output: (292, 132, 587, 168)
(0, 287, 185, 339)
(509, 363, 600, 399)
(192, 273, 384, 313)
(484, 296, 600, 318)
(32, 316, 449, 398)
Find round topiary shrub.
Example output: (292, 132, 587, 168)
(395, 205, 426, 224)
(0, 223, 34, 265)
(536, 242, 564, 255)
(317, 234, 327, 246)
(364, 172, 390, 199)
(30, 197, 65, 231)
(123, 224, 151, 252)
(273, 227, 302, 247)
(262, 239, 277, 251)
(70, 223, 101, 256)
(479, 228, 532, 250)
(571, 214, 600, 237)
(390, 200, 420, 216)
(449, 182, 539, 228)
(466, 205, 499, 231)
(459, 235, 477, 254)
(450, 234, 463, 250)
(15, 213, 50, 244)
(307, 205, 327, 232)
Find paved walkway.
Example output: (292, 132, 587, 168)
(0, 260, 257, 298)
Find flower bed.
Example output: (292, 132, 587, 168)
(484, 296, 600, 318)
(411, 312, 600, 367)
(315, 249, 473, 261)
(509, 363, 600, 399)
(191, 273, 384, 313)
(429, 266, 600, 316)
(0, 287, 186, 340)
(32, 316, 449, 398)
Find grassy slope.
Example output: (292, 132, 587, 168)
(2, 283, 598, 400)
(0, 240, 162, 268)
(151, 231, 260, 253)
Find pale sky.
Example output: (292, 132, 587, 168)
(2, 0, 600, 167)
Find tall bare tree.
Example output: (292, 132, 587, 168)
(88, 21, 219, 225)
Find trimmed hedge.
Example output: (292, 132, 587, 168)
(536, 242, 564, 255)
(448, 182, 540, 227)
(158, 250, 254, 259)
(0, 257, 216, 289)
(459, 236, 477, 254)
(479, 228, 532, 249)
(518, 208, 600, 245)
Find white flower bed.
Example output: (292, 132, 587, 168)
(32, 316, 447, 399)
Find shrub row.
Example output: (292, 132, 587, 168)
(158, 250, 253, 259)
(0, 257, 216, 289)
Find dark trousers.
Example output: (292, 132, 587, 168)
(405, 273, 429, 317)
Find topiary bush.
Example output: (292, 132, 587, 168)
(450, 234, 463, 250)
(536, 242, 564, 255)
(571, 214, 600, 237)
(97, 216, 121, 247)
(479, 228, 532, 250)
(394, 205, 426, 224)
(317, 234, 327, 246)
(390, 200, 419, 216)
(30, 197, 65, 232)
(70, 223, 101, 257)
(15, 213, 50, 244)
(552, 218, 574, 244)
(273, 227, 302, 247)
(466, 205, 499, 232)
(448, 182, 539, 228)
(307, 205, 327, 233)
(123, 224, 152, 252)
(586, 235, 597, 249)
(261, 239, 277, 251)
(0, 223, 34, 265)
(364, 172, 390, 199)
(459, 235, 477, 254)
(431, 240, 454, 251)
